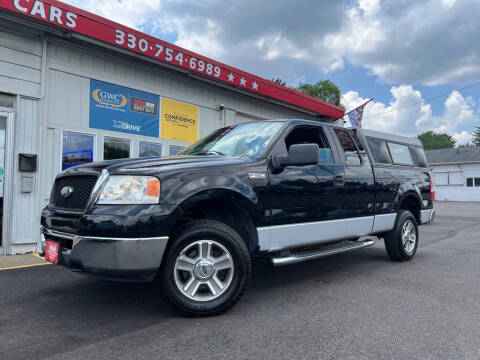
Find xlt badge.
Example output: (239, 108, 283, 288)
(248, 172, 266, 179)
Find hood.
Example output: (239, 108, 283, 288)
(62, 155, 254, 177)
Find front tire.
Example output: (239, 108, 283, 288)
(155, 220, 251, 316)
(384, 210, 418, 261)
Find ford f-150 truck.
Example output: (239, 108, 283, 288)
(41, 119, 434, 315)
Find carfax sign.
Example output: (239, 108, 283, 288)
(89, 80, 160, 137)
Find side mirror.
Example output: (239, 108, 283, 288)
(275, 143, 319, 167)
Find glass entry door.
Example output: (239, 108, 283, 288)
(0, 114, 7, 248)
(0, 111, 13, 252)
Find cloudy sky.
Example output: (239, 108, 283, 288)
(64, 0, 480, 145)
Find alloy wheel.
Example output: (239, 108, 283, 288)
(174, 240, 234, 302)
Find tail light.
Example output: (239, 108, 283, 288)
(430, 179, 435, 201)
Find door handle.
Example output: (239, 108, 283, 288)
(334, 175, 344, 184)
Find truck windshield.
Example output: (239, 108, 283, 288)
(179, 121, 284, 157)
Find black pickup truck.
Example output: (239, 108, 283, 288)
(41, 119, 434, 315)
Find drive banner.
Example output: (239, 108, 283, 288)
(161, 98, 199, 143)
(89, 80, 160, 137)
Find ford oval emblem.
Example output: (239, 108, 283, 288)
(61, 186, 74, 198)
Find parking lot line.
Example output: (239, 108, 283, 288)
(0, 262, 52, 271)
(0, 252, 52, 271)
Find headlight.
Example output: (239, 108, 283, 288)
(97, 176, 160, 204)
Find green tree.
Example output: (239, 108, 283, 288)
(297, 80, 342, 106)
(417, 131, 456, 150)
(472, 126, 480, 146)
(271, 78, 287, 86)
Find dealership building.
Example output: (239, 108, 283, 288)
(0, 0, 344, 255)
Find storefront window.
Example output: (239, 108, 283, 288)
(169, 145, 185, 155)
(139, 142, 162, 157)
(104, 137, 130, 160)
(62, 132, 94, 169)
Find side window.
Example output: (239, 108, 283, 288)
(366, 137, 392, 164)
(350, 131, 368, 160)
(334, 129, 361, 166)
(409, 146, 428, 167)
(284, 126, 334, 164)
(387, 142, 414, 165)
(465, 177, 480, 187)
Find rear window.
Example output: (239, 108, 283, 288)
(334, 129, 361, 166)
(409, 146, 428, 167)
(387, 142, 414, 165)
(366, 137, 391, 164)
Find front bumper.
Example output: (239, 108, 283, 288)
(41, 227, 168, 282)
(420, 209, 435, 224)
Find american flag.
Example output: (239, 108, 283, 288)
(346, 99, 373, 128)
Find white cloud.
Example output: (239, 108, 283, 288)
(452, 131, 472, 145)
(342, 87, 476, 145)
(172, 18, 225, 58)
(440, 0, 457, 9)
(64, 0, 162, 30)
(330, 0, 480, 85)
(62, 0, 480, 86)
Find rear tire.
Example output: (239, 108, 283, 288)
(155, 220, 251, 316)
(384, 210, 418, 262)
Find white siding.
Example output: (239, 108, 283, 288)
(10, 97, 41, 248)
(46, 70, 90, 129)
(39, 127, 61, 204)
(432, 163, 480, 202)
(235, 112, 266, 125)
(0, 29, 42, 98)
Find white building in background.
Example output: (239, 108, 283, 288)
(0, 1, 344, 255)
(426, 147, 480, 202)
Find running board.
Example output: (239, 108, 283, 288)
(271, 239, 375, 266)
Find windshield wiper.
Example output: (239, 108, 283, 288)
(208, 150, 227, 156)
(196, 150, 226, 156)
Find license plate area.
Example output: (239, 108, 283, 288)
(45, 240, 60, 264)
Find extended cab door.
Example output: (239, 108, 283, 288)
(263, 124, 346, 251)
(329, 127, 376, 229)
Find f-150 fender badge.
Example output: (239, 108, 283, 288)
(248, 172, 266, 179)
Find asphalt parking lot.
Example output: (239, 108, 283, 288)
(1, 201, 479, 360)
